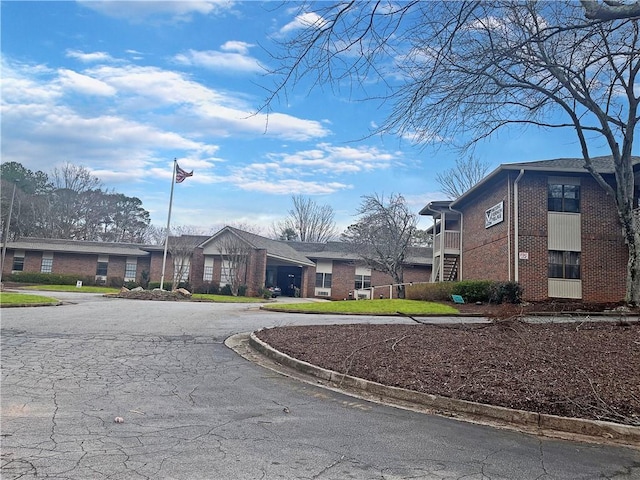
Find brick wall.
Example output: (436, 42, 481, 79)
(190, 248, 205, 291)
(2, 248, 154, 287)
(580, 176, 628, 302)
(516, 173, 550, 301)
(460, 175, 511, 282)
(330, 261, 355, 300)
(245, 249, 267, 296)
(302, 265, 316, 298)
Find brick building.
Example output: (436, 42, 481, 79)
(421, 156, 640, 303)
(1, 226, 432, 300)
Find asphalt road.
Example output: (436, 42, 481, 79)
(1, 292, 638, 479)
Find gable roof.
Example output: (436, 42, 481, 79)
(449, 155, 640, 209)
(201, 227, 315, 266)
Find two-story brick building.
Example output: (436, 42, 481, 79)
(421, 155, 640, 303)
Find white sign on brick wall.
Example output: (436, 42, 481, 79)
(485, 201, 504, 228)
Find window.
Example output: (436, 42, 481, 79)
(41, 256, 53, 273)
(203, 265, 214, 282)
(315, 272, 332, 288)
(354, 275, 371, 290)
(96, 262, 108, 276)
(203, 257, 214, 282)
(12, 251, 25, 271)
(548, 184, 580, 213)
(548, 251, 581, 279)
(125, 261, 137, 281)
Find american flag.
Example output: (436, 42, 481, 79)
(175, 163, 193, 183)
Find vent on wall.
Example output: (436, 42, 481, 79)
(317, 291, 329, 296)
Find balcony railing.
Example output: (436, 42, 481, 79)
(433, 230, 460, 253)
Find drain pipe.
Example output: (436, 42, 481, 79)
(513, 169, 525, 282)
(448, 205, 464, 281)
(507, 175, 512, 281)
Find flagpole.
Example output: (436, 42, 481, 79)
(159, 159, 177, 290)
(0, 182, 17, 284)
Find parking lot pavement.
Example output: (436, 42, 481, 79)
(1, 295, 639, 479)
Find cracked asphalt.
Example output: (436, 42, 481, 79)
(1, 292, 639, 479)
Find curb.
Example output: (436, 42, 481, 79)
(241, 331, 640, 448)
(0, 302, 62, 308)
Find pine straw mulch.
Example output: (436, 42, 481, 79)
(255, 318, 640, 426)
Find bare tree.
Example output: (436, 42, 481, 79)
(168, 226, 206, 290)
(266, 1, 640, 304)
(273, 195, 337, 242)
(341, 193, 417, 298)
(411, 228, 433, 247)
(217, 229, 252, 295)
(581, 0, 640, 20)
(436, 157, 490, 199)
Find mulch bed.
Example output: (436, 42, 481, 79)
(256, 320, 640, 425)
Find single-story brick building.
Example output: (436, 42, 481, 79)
(421, 155, 640, 303)
(1, 226, 432, 300)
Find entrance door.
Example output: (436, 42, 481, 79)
(276, 266, 302, 297)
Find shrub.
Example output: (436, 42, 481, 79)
(195, 281, 220, 294)
(489, 281, 522, 304)
(7, 272, 94, 286)
(237, 285, 248, 296)
(124, 281, 139, 290)
(406, 282, 454, 301)
(148, 281, 172, 290)
(139, 270, 150, 289)
(451, 280, 493, 303)
(258, 288, 272, 299)
(220, 284, 233, 296)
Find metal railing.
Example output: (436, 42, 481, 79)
(433, 230, 460, 252)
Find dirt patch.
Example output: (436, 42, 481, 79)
(114, 290, 192, 301)
(256, 320, 640, 426)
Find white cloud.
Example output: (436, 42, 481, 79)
(220, 40, 253, 54)
(280, 12, 327, 34)
(269, 143, 400, 173)
(78, 0, 235, 22)
(66, 49, 115, 63)
(58, 69, 117, 96)
(1, 56, 331, 183)
(237, 178, 348, 195)
(173, 49, 262, 73)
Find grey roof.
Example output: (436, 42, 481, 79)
(503, 155, 640, 173)
(4, 238, 150, 256)
(287, 241, 357, 260)
(448, 155, 640, 209)
(203, 227, 316, 266)
(288, 241, 432, 265)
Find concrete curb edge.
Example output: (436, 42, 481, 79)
(246, 331, 640, 448)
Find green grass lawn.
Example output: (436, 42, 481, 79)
(0, 292, 59, 306)
(21, 284, 120, 294)
(192, 293, 266, 303)
(261, 299, 459, 315)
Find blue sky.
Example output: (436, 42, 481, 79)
(1, 1, 629, 235)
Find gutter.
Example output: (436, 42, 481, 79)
(513, 169, 525, 282)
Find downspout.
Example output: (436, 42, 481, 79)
(440, 211, 446, 282)
(448, 205, 463, 281)
(513, 169, 525, 282)
(431, 214, 437, 282)
(507, 175, 511, 281)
